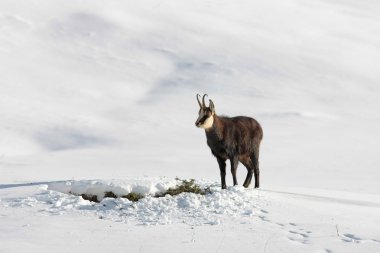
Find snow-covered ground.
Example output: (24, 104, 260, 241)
(1, 180, 380, 252)
(1, 0, 380, 252)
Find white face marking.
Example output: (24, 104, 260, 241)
(199, 115, 214, 129)
(197, 110, 215, 129)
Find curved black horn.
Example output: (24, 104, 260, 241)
(196, 94, 202, 108)
(202, 94, 208, 107)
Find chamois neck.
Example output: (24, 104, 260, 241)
(205, 114, 223, 139)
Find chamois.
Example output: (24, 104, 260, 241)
(195, 94, 263, 189)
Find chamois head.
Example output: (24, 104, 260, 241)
(195, 94, 215, 129)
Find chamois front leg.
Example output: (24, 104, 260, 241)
(230, 156, 239, 186)
(216, 156, 227, 189)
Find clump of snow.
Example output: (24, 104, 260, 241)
(6, 179, 261, 226)
(47, 178, 179, 201)
(122, 185, 259, 225)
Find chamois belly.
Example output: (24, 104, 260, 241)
(207, 139, 228, 160)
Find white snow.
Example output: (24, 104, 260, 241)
(47, 178, 179, 200)
(2, 181, 380, 252)
(1, 0, 380, 252)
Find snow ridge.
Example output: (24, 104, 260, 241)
(3, 180, 262, 226)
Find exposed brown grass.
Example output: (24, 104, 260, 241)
(69, 179, 209, 203)
(155, 179, 209, 197)
(121, 192, 145, 202)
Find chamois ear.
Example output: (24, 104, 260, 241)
(209, 99, 215, 113)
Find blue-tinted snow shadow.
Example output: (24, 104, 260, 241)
(138, 47, 285, 105)
(49, 12, 119, 45)
(138, 49, 251, 104)
(145, 51, 230, 99)
(0, 181, 65, 190)
(35, 127, 113, 151)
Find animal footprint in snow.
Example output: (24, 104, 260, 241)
(285, 224, 310, 244)
(289, 230, 309, 238)
(341, 233, 380, 244)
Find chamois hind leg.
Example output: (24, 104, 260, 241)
(240, 155, 253, 188)
(230, 156, 239, 186)
(241, 162, 253, 188)
(216, 156, 227, 189)
(251, 151, 260, 188)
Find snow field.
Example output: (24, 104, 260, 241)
(1, 179, 379, 253)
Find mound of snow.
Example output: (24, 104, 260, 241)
(47, 178, 180, 201)
(5, 179, 262, 226)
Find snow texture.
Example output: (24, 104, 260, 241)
(4, 180, 261, 226)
